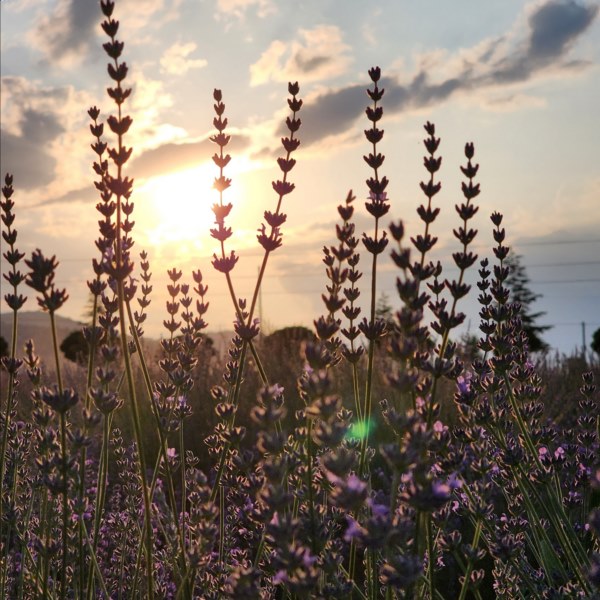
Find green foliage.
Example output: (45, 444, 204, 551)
(505, 252, 552, 352)
(375, 292, 394, 326)
(592, 327, 600, 356)
(59, 329, 88, 366)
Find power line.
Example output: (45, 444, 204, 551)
(513, 238, 600, 247)
(15, 238, 600, 265)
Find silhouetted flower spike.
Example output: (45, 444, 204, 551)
(1, 174, 28, 312)
(389, 220, 405, 242)
(24, 249, 68, 312)
(252, 81, 301, 261)
(103, 39, 124, 60)
(450, 141, 480, 277)
(212, 251, 239, 274)
(40, 385, 80, 414)
(101, 18, 119, 38)
(368, 66, 381, 82)
(490, 211, 503, 227)
(100, 0, 115, 17)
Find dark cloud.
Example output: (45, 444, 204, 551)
(528, 0, 598, 61)
(486, 0, 598, 84)
(290, 83, 364, 146)
(32, 0, 99, 65)
(294, 0, 598, 147)
(40, 185, 98, 207)
(0, 131, 56, 189)
(293, 53, 331, 74)
(0, 109, 65, 189)
(28, 135, 253, 206)
(129, 135, 251, 179)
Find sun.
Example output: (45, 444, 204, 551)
(137, 163, 218, 252)
(135, 155, 263, 260)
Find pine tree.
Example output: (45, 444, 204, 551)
(375, 292, 394, 328)
(505, 252, 551, 352)
(591, 327, 600, 357)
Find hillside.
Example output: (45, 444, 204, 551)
(0, 311, 86, 366)
(0, 311, 236, 367)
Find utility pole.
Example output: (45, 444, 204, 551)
(582, 321, 586, 361)
(258, 266, 264, 335)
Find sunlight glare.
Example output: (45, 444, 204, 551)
(139, 164, 217, 252)
(137, 155, 261, 257)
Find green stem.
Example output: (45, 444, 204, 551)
(457, 519, 482, 600)
(124, 300, 188, 581)
(87, 413, 111, 599)
(49, 311, 63, 394)
(117, 280, 154, 599)
(59, 412, 68, 600)
(425, 514, 435, 600)
(79, 291, 100, 595)
(218, 485, 225, 566)
(503, 374, 591, 586)
(81, 523, 110, 600)
(306, 418, 317, 555)
(0, 306, 19, 536)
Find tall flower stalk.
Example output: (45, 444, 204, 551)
(207, 83, 302, 500)
(358, 66, 390, 476)
(0, 174, 27, 596)
(97, 1, 155, 596)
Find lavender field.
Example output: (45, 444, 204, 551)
(1, 1, 599, 598)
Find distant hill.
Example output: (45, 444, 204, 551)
(0, 311, 85, 366)
(0, 310, 237, 366)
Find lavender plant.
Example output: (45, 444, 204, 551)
(0, 1, 598, 599)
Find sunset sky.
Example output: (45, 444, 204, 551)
(1, 0, 599, 355)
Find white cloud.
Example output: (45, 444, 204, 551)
(471, 92, 547, 112)
(119, 0, 183, 32)
(0, 75, 96, 191)
(216, 0, 275, 20)
(250, 25, 352, 86)
(160, 41, 207, 75)
(1, 0, 39, 14)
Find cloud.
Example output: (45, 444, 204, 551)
(28, 184, 98, 208)
(528, 0, 597, 61)
(0, 120, 60, 189)
(216, 0, 275, 20)
(26, 134, 253, 207)
(479, 0, 598, 85)
(0, 76, 86, 190)
(27, 0, 99, 67)
(26, 0, 179, 67)
(1, 0, 39, 14)
(160, 42, 207, 75)
(129, 135, 251, 180)
(250, 25, 352, 86)
(290, 0, 598, 147)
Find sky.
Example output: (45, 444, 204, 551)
(1, 0, 599, 356)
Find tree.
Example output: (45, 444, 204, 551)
(0, 336, 8, 358)
(505, 252, 551, 353)
(60, 330, 88, 366)
(591, 327, 600, 357)
(375, 292, 395, 328)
